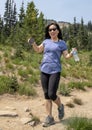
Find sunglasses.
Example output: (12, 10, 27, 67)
(48, 28, 57, 32)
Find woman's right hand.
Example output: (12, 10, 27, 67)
(71, 47, 77, 54)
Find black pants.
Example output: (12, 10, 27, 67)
(41, 72, 60, 101)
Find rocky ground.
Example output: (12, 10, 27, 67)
(0, 86, 92, 130)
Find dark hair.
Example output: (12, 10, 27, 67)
(45, 22, 63, 40)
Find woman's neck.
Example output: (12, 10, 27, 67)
(51, 37, 59, 42)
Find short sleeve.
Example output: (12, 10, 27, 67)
(42, 39, 47, 47)
(59, 40, 67, 51)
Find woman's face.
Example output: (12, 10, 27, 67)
(48, 24, 59, 39)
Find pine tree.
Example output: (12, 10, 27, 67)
(88, 21, 92, 31)
(0, 16, 4, 43)
(88, 34, 92, 50)
(4, 0, 17, 37)
(24, 1, 38, 39)
(77, 18, 88, 50)
(72, 17, 78, 48)
(12, 2, 17, 26)
(73, 17, 77, 36)
(18, 1, 25, 27)
(37, 12, 45, 44)
(4, 0, 10, 25)
(68, 24, 74, 49)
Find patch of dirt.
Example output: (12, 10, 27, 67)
(0, 87, 92, 130)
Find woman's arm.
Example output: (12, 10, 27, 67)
(32, 42, 44, 53)
(63, 50, 73, 59)
(28, 38, 44, 53)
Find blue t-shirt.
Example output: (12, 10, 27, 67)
(40, 39, 67, 74)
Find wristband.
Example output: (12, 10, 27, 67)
(28, 38, 35, 45)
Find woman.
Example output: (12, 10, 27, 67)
(28, 22, 73, 127)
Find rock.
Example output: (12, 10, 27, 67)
(5, 106, 16, 110)
(0, 110, 18, 117)
(66, 98, 73, 104)
(20, 117, 32, 124)
(24, 107, 31, 112)
(29, 121, 36, 126)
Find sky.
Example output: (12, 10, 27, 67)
(0, 0, 92, 24)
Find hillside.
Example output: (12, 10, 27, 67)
(0, 44, 92, 130)
(0, 44, 92, 95)
(46, 19, 70, 29)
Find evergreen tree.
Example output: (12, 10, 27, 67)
(87, 21, 92, 31)
(12, 2, 17, 26)
(4, 0, 11, 36)
(8, 23, 26, 46)
(73, 17, 78, 36)
(68, 24, 74, 49)
(87, 33, 92, 50)
(18, 1, 25, 27)
(77, 18, 88, 50)
(0, 16, 4, 43)
(4, 0, 17, 37)
(37, 12, 45, 44)
(62, 26, 69, 41)
(24, 1, 38, 39)
(4, 0, 10, 25)
(72, 17, 80, 48)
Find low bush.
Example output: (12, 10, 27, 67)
(67, 116, 92, 130)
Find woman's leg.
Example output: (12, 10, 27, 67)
(54, 96, 62, 107)
(41, 72, 52, 117)
(48, 72, 61, 103)
(45, 99, 52, 117)
(41, 72, 55, 127)
(48, 72, 64, 120)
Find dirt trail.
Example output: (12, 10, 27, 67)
(0, 87, 92, 130)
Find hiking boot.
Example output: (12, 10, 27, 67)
(58, 104, 64, 120)
(42, 115, 55, 127)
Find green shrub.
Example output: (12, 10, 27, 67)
(13, 46, 24, 60)
(85, 81, 92, 88)
(88, 51, 92, 66)
(67, 116, 92, 130)
(27, 74, 39, 84)
(73, 98, 83, 105)
(58, 83, 71, 96)
(6, 63, 14, 70)
(68, 82, 86, 90)
(18, 69, 29, 78)
(18, 84, 36, 96)
(3, 51, 9, 57)
(61, 69, 67, 78)
(66, 102, 75, 108)
(0, 75, 19, 94)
